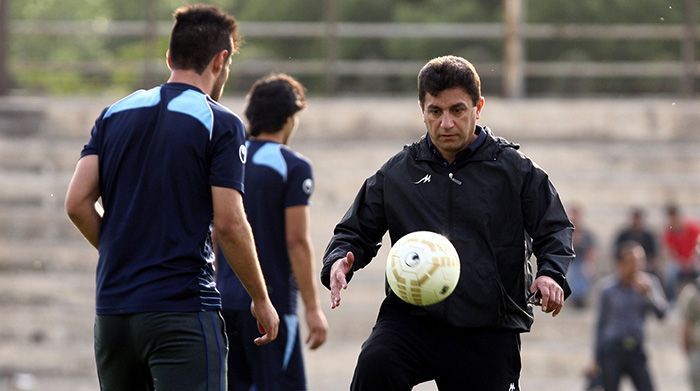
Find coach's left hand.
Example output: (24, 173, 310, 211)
(530, 276, 564, 317)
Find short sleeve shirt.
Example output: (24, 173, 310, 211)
(83, 83, 247, 314)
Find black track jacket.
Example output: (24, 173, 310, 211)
(321, 126, 574, 331)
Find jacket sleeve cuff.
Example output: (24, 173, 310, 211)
(536, 269, 572, 299)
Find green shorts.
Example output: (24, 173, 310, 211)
(94, 311, 228, 391)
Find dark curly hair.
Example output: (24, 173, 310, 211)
(245, 73, 307, 137)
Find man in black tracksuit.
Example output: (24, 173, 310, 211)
(320, 55, 574, 390)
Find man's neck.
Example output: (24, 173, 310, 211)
(252, 132, 286, 144)
(167, 70, 213, 95)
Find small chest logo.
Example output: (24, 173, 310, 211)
(413, 174, 431, 185)
(508, 383, 516, 391)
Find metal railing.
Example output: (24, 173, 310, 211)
(4, 16, 699, 96)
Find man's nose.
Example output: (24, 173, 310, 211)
(440, 114, 454, 128)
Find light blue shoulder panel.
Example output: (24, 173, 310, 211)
(104, 86, 162, 119)
(251, 143, 287, 181)
(167, 89, 215, 139)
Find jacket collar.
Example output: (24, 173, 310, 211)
(413, 125, 513, 165)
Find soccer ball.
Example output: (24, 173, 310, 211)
(385, 231, 460, 306)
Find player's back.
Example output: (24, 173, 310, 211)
(217, 139, 313, 315)
(84, 82, 246, 315)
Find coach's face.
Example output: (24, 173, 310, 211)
(421, 87, 484, 163)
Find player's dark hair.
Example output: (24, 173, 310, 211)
(418, 55, 481, 107)
(245, 73, 307, 137)
(169, 4, 240, 74)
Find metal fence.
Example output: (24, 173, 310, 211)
(1, 0, 698, 96)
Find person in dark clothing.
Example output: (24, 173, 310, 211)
(216, 74, 328, 391)
(65, 6, 279, 390)
(614, 207, 659, 275)
(320, 55, 574, 391)
(593, 241, 667, 391)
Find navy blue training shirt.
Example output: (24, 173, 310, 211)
(81, 83, 247, 315)
(216, 140, 313, 315)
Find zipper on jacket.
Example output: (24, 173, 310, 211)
(444, 172, 460, 322)
(448, 172, 462, 185)
(447, 173, 461, 235)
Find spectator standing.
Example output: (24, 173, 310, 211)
(614, 207, 659, 276)
(679, 249, 700, 391)
(594, 241, 667, 391)
(663, 204, 700, 301)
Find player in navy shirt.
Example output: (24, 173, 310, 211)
(65, 5, 278, 390)
(216, 73, 328, 390)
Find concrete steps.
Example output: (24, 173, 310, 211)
(1, 96, 698, 390)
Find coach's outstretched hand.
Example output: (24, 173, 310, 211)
(530, 275, 564, 317)
(250, 298, 280, 346)
(330, 251, 355, 309)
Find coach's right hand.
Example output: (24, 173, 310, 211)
(250, 298, 279, 346)
(330, 251, 355, 309)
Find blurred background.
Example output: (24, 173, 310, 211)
(0, 0, 699, 390)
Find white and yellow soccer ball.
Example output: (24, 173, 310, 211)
(385, 231, 461, 306)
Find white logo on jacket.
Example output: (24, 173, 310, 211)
(413, 174, 431, 184)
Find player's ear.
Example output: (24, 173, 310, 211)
(165, 50, 173, 71)
(212, 49, 229, 74)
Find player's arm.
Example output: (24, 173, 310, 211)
(286, 205, 328, 349)
(65, 155, 101, 249)
(212, 185, 279, 345)
(641, 273, 668, 319)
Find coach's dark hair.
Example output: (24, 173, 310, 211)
(245, 73, 307, 137)
(169, 5, 240, 74)
(418, 55, 481, 107)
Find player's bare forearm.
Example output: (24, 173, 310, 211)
(217, 219, 268, 301)
(288, 236, 321, 310)
(65, 155, 101, 249)
(67, 205, 101, 249)
(212, 186, 270, 302)
(286, 205, 321, 311)
(289, 237, 329, 349)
